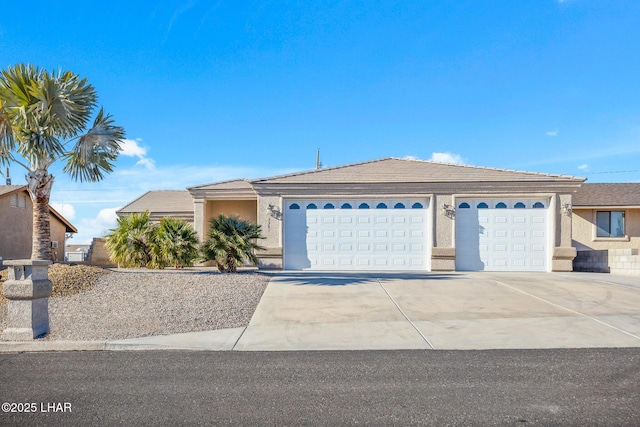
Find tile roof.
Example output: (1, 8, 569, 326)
(0, 184, 27, 197)
(117, 190, 194, 215)
(252, 158, 584, 184)
(188, 179, 254, 191)
(573, 183, 640, 207)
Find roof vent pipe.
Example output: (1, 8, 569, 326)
(5, 168, 10, 185)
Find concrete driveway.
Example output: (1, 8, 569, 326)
(234, 272, 640, 351)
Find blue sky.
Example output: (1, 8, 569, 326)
(2, 0, 639, 243)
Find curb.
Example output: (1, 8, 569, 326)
(0, 340, 107, 352)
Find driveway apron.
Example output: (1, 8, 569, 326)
(234, 272, 640, 351)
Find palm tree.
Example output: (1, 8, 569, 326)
(0, 64, 124, 260)
(105, 211, 158, 268)
(201, 214, 265, 273)
(154, 217, 199, 268)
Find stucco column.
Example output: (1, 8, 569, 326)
(551, 194, 577, 272)
(2, 259, 52, 340)
(193, 199, 206, 242)
(431, 194, 456, 271)
(256, 195, 283, 269)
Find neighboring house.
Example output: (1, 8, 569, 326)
(0, 185, 77, 262)
(65, 244, 91, 262)
(119, 158, 587, 273)
(572, 183, 640, 275)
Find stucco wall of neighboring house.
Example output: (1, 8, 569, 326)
(0, 192, 70, 261)
(50, 215, 69, 262)
(572, 208, 640, 251)
(0, 192, 32, 260)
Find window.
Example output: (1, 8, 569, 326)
(323, 203, 335, 209)
(289, 203, 300, 210)
(376, 202, 387, 209)
(341, 203, 352, 209)
(495, 202, 507, 209)
(533, 202, 545, 208)
(393, 202, 405, 209)
(596, 211, 625, 238)
(307, 203, 317, 209)
(359, 203, 369, 209)
(411, 202, 424, 209)
(514, 202, 526, 208)
(458, 202, 470, 209)
(10, 194, 27, 209)
(477, 202, 488, 209)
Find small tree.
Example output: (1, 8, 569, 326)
(0, 64, 124, 260)
(154, 217, 199, 268)
(201, 214, 265, 273)
(105, 211, 158, 268)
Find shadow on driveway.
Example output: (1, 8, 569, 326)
(273, 272, 461, 286)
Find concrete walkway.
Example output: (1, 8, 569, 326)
(2, 272, 640, 352)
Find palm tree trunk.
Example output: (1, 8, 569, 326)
(28, 170, 54, 261)
(31, 193, 52, 260)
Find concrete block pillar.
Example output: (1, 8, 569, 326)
(2, 260, 52, 340)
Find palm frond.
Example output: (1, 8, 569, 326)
(63, 108, 125, 182)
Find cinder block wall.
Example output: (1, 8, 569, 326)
(574, 249, 640, 276)
(86, 238, 115, 267)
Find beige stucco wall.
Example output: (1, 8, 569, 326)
(50, 215, 69, 262)
(0, 191, 69, 261)
(206, 200, 257, 224)
(572, 208, 640, 251)
(196, 199, 259, 241)
(0, 192, 32, 260)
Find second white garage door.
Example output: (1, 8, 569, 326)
(455, 199, 550, 272)
(283, 199, 430, 271)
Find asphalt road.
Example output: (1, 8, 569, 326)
(1, 349, 639, 426)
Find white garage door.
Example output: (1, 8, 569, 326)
(455, 199, 549, 272)
(283, 199, 430, 271)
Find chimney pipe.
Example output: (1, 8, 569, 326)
(5, 168, 10, 185)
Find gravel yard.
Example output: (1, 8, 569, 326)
(0, 266, 271, 341)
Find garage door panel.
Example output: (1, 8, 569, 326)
(456, 199, 549, 272)
(284, 199, 429, 271)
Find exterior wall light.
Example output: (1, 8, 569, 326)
(267, 204, 282, 220)
(441, 203, 455, 219)
(562, 203, 572, 216)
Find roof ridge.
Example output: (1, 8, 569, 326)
(251, 158, 395, 183)
(187, 178, 250, 190)
(389, 157, 583, 180)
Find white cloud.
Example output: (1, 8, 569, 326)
(546, 129, 559, 137)
(50, 202, 76, 220)
(578, 164, 588, 171)
(119, 138, 155, 170)
(69, 207, 122, 244)
(403, 155, 420, 161)
(429, 152, 466, 165)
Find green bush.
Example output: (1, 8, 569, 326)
(201, 214, 265, 273)
(105, 212, 198, 268)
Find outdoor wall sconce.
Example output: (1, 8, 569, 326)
(562, 203, 572, 216)
(441, 203, 455, 219)
(266, 204, 282, 220)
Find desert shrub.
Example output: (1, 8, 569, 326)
(201, 214, 265, 273)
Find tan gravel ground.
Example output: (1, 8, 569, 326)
(0, 265, 271, 341)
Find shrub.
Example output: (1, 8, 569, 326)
(153, 217, 199, 268)
(201, 214, 265, 273)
